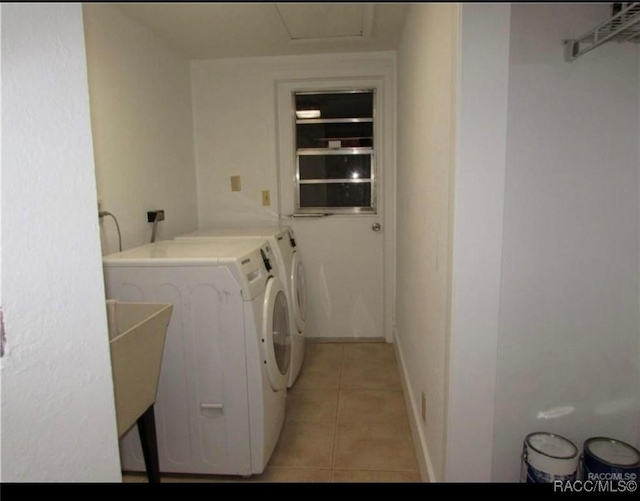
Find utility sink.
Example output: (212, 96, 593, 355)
(106, 300, 173, 438)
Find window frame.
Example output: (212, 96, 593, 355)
(292, 89, 377, 215)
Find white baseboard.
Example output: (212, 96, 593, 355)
(393, 328, 437, 482)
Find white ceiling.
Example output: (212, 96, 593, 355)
(115, 3, 410, 60)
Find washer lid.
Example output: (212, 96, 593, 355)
(103, 240, 272, 301)
(262, 277, 291, 390)
(176, 226, 287, 239)
(102, 239, 266, 264)
(291, 252, 307, 333)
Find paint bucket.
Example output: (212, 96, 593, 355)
(582, 437, 640, 485)
(521, 432, 580, 483)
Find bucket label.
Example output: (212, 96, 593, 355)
(524, 462, 577, 483)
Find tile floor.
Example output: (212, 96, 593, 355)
(124, 342, 421, 483)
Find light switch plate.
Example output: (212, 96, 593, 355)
(262, 190, 270, 206)
(230, 176, 241, 192)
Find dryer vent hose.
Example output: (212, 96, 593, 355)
(151, 218, 159, 244)
(148, 210, 165, 244)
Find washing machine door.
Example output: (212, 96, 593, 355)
(291, 251, 307, 333)
(262, 276, 291, 390)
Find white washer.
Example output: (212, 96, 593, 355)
(103, 239, 290, 476)
(175, 226, 307, 388)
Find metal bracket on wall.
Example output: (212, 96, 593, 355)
(563, 2, 640, 62)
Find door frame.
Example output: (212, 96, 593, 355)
(272, 63, 396, 343)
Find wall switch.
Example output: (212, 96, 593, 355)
(421, 391, 427, 423)
(262, 190, 271, 206)
(230, 175, 241, 192)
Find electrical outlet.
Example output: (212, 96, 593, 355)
(230, 175, 241, 192)
(98, 199, 103, 213)
(421, 392, 427, 423)
(262, 190, 271, 206)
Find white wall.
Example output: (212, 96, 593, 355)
(1, 4, 121, 481)
(83, 4, 199, 255)
(445, 4, 512, 482)
(191, 51, 395, 229)
(492, 4, 640, 481)
(0, 4, 3, 479)
(191, 57, 279, 228)
(0, 3, 3, 310)
(395, 3, 458, 482)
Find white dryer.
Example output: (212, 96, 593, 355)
(175, 226, 307, 388)
(103, 239, 290, 476)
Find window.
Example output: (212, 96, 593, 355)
(294, 90, 376, 214)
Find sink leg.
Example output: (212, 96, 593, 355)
(137, 405, 161, 483)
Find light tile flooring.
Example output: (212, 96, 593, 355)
(124, 342, 421, 483)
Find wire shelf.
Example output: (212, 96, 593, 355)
(564, 2, 640, 61)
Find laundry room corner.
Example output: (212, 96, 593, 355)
(83, 4, 200, 255)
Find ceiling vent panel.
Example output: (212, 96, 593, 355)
(275, 3, 374, 42)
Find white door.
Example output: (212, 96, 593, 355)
(276, 79, 391, 341)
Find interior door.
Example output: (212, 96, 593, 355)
(276, 81, 385, 340)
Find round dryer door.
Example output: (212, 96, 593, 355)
(262, 276, 291, 390)
(291, 251, 307, 333)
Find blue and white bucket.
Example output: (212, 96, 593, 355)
(521, 432, 580, 483)
(582, 437, 640, 485)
